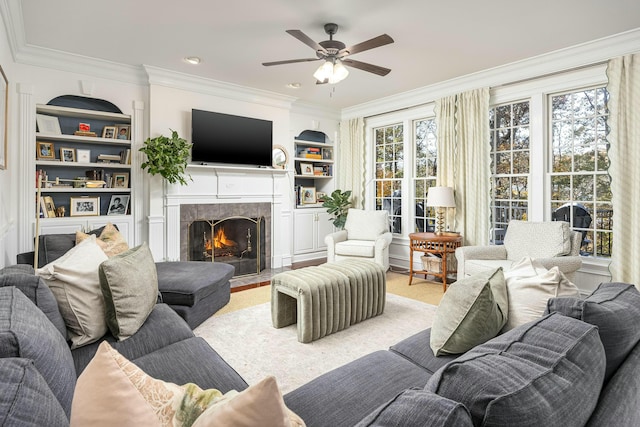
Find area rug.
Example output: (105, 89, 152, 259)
(194, 293, 437, 394)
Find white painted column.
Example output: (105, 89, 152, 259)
(17, 84, 35, 253)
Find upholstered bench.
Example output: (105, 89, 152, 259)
(156, 262, 234, 329)
(271, 259, 386, 343)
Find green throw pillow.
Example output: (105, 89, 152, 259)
(98, 242, 158, 340)
(430, 268, 508, 356)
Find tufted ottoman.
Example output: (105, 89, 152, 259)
(156, 262, 234, 329)
(271, 259, 386, 343)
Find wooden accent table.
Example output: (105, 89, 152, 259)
(408, 232, 463, 291)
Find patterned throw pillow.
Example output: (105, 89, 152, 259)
(76, 222, 129, 257)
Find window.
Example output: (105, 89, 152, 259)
(549, 87, 611, 257)
(374, 124, 403, 233)
(414, 118, 437, 233)
(489, 101, 530, 244)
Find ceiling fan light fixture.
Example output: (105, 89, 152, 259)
(329, 60, 349, 84)
(313, 60, 334, 82)
(313, 59, 349, 84)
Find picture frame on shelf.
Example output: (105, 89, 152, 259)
(112, 172, 129, 188)
(0, 65, 7, 170)
(115, 124, 130, 140)
(313, 166, 324, 176)
(76, 149, 91, 163)
(102, 126, 117, 139)
(42, 196, 56, 218)
(60, 147, 76, 162)
(316, 191, 327, 202)
(70, 197, 100, 217)
(300, 162, 314, 176)
(322, 147, 333, 160)
(301, 186, 317, 204)
(36, 141, 55, 160)
(36, 114, 61, 135)
(107, 195, 130, 215)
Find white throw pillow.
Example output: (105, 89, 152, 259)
(501, 256, 580, 332)
(36, 235, 109, 348)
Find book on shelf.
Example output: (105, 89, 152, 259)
(97, 154, 122, 161)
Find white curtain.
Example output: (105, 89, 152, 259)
(607, 54, 640, 285)
(338, 118, 366, 208)
(435, 88, 491, 246)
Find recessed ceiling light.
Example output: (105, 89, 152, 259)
(286, 82, 302, 89)
(184, 56, 201, 65)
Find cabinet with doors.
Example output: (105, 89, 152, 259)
(34, 97, 134, 243)
(292, 208, 334, 262)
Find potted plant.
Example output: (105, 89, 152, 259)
(139, 129, 192, 186)
(322, 189, 352, 229)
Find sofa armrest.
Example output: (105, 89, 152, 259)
(374, 232, 393, 250)
(455, 245, 507, 277)
(325, 230, 348, 263)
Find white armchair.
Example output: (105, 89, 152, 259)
(456, 220, 583, 282)
(325, 208, 393, 271)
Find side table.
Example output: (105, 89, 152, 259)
(408, 232, 463, 291)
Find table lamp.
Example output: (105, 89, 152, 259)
(426, 186, 456, 235)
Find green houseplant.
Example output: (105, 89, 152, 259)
(322, 189, 352, 229)
(140, 129, 192, 186)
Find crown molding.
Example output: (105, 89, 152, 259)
(291, 100, 341, 121)
(342, 27, 640, 119)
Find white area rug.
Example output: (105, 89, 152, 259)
(194, 293, 437, 394)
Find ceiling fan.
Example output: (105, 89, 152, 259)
(262, 23, 394, 84)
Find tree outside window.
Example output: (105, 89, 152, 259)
(374, 124, 403, 233)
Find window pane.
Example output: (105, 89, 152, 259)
(375, 123, 404, 234)
(413, 118, 437, 233)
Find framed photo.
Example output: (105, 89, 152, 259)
(0, 65, 7, 169)
(76, 149, 91, 163)
(322, 147, 333, 160)
(42, 196, 56, 218)
(107, 194, 130, 215)
(102, 126, 117, 139)
(36, 141, 55, 160)
(300, 162, 314, 176)
(112, 172, 129, 188)
(301, 186, 316, 204)
(316, 191, 327, 202)
(36, 114, 61, 135)
(60, 147, 76, 162)
(115, 124, 130, 140)
(70, 197, 100, 217)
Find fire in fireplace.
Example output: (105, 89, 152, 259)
(188, 216, 265, 277)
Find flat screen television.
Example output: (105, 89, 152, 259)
(191, 109, 273, 167)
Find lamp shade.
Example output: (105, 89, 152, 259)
(426, 186, 455, 208)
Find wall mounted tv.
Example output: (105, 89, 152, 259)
(191, 109, 273, 167)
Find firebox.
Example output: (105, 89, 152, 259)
(187, 216, 266, 277)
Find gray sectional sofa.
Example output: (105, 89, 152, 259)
(2, 256, 640, 425)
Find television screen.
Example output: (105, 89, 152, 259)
(191, 109, 273, 167)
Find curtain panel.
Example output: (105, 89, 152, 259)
(338, 118, 366, 209)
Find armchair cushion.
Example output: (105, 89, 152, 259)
(335, 240, 376, 258)
(503, 220, 573, 260)
(345, 209, 389, 241)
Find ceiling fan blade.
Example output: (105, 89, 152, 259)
(286, 30, 328, 54)
(262, 58, 321, 66)
(342, 59, 391, 76)
(339, 34, 394, 56)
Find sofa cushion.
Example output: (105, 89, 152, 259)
(430, 268, 508, 356)
(0, 358, 68, 427)
(35, 224, 113, 268)
(156, 261, 235, 307)
(76, 222, 129, 257)
(426, 313, 606, 427)
(36, 235, 109, 348)
(390, 329, 459, 374)
(335, 240, 376, 257)
(356, 389, 473, 427)
(345, 209, 388, 241)
(546, 282, 640, 383)
(504, 220, 572, 261)
(502, 256, 579, 332)
(0, 287, 76, 417)
(99, 242, 158, 340)
(0, 270, 67, 338)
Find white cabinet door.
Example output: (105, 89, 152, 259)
(315, 211, 334, 251)
(293, 210, 316, 253)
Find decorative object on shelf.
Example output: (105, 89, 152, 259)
(74, 122, 96, 137)
(102, 126, 117, 139)
(112, 172, 129, 188)
(116, 124, 130, 140)
(107, 195, 130, 215)
(140, 129, 192, 186)
(322, 189, 352, 229)
(97, 153, 121, 163)
(41, 196, 56, 218)
(60, 147, 76, 162)
(73, 176, 88, 188)
(316, 191, 327, 202)
(55, 206, 65, 217)
(70, 196, 100, 217)
(322, 147, 333, 160)
(426, 186, 456, 235)
(76, 149, 91, 163)
(36, 141, 55, 160)
(0, 64, 7, 169)
(300, 162, 314, 176)
(301, 187, 317, 204)
(272, 145, 288, 169)
(36, 114, 61, 134)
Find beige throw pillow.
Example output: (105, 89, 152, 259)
(98, 242, 158, 340)
(36, 235, 109, 348)
(76, 222, 129, 257)
(430, 268, 508, 356)
(501, 256, 580, 332)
